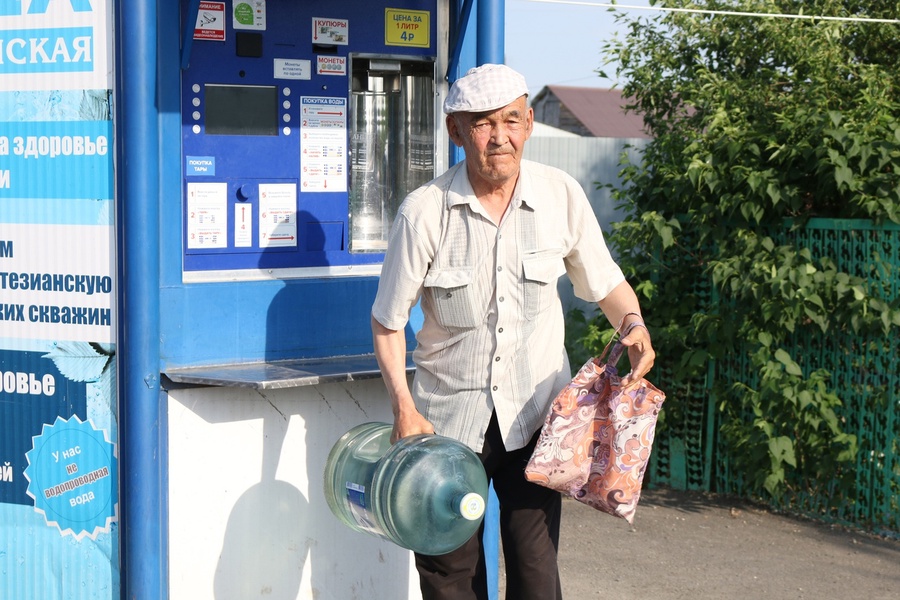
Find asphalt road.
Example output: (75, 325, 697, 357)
(503, 487, 900, 599)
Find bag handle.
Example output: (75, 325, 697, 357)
(597, 318, 645, 367)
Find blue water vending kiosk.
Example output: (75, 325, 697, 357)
(161, 1, 444, 597)
(114, 0, 503, 598)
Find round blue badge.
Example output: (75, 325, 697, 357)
(24, 415, 118, 539)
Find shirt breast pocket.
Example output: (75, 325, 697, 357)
(424, 268, 480, 329)
(522, 251, 566, 320)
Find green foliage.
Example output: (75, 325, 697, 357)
(586, 0, 900, 502)
(721, 336, 859, 497)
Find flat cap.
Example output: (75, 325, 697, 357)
(443, 63, 529, 114)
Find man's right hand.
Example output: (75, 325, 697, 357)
(391, 409, 435, 444)
(372, 315, 435, 443)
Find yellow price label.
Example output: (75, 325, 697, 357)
(385, 9, 430, 48)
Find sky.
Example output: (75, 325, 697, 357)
(504, 0, 654, 95)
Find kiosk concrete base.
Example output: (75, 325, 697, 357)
(167, 379, 421, 599)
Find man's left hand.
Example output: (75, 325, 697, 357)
(618, 324, 655, 388)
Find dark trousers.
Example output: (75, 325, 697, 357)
(415, 413, 563, 600)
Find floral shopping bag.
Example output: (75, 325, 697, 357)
(525, 325, 665, 523)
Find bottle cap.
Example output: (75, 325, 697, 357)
(458, 492, 486, 521)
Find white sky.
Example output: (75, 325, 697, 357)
(504, 0, 651, 94)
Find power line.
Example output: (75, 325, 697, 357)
(525, 0, 900, 25)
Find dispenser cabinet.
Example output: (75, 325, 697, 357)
(180, 0, 442, 279)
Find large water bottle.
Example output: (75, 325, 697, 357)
(323, 422, 488, 555)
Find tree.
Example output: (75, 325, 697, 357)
(586, 0, 900, 507)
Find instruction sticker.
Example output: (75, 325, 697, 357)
(312, 17, 349, 45)
(234, 202, 252, 248)
(275, 58, 311, 80)
(385, 9, 430, 48)
(317, 56, 347, 76)
(186, 182, 228, 248)
(300, 97, 347, 193)
(259, 183, 297, 247)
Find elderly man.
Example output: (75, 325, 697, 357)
(371, 64, 655, 599)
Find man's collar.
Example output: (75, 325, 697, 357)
(446, 162, 473, 208)
(516, 163, 544, 210)
(446, 161, 543, 211)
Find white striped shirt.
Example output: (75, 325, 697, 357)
(372, 160, 625, 452)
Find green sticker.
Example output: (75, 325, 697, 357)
(234, 3, 254, 25)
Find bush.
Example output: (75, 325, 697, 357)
(583, 0, 900, 501)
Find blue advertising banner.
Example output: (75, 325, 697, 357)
(0, 26, 95, 74)
(0, 1, 118, 599)
(0, 120, 113, 199)
(0, 348, 89, 506)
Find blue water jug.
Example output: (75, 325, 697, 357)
(324, 422, 488, 555)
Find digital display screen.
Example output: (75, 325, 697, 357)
(204, 84, 278, 136)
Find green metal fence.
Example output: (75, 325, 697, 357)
(644, 217, 716, 493)
(646, 363, 715, 492)
(647, 219, 900, 535)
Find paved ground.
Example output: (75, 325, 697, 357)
(503, 487, 900, 599)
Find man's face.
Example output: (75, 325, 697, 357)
(446, 96, 533, 190)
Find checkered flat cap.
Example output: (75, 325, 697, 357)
(443, 64, 529, 114)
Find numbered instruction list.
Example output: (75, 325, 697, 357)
(300, 97, 347, 193)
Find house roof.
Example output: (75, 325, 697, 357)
(530, 121, 581, 138)
(531, 85, 650, 139)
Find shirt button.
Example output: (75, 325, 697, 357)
(492, 385, 498, 391)
(498, 327, 504, 333)
(494, 356, 500, 362)
(497, 266, 502, 272)
(446, 292, 452, 298)
(499, 296, 505, 302)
